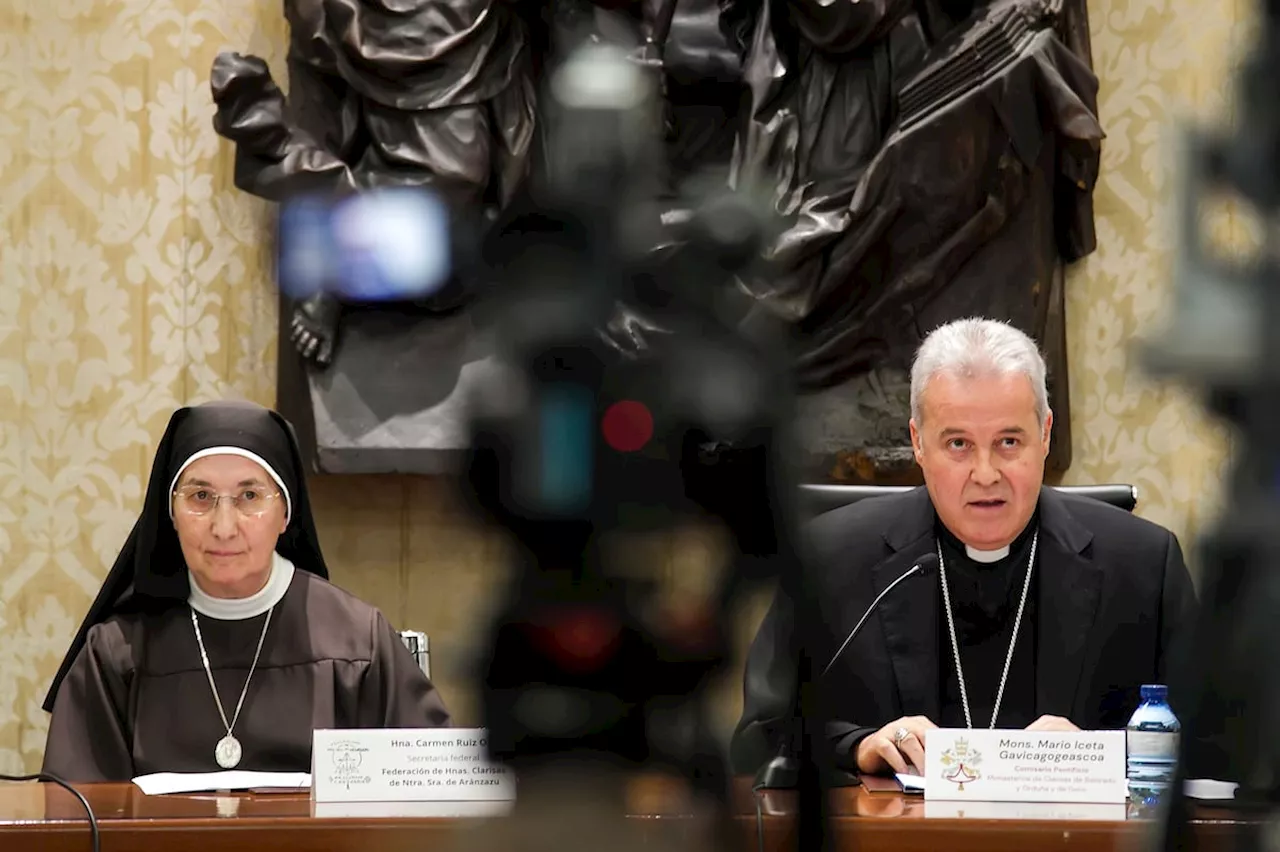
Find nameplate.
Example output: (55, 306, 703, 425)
(311, 728, 516, 803)
(924, 729, 1126, 803)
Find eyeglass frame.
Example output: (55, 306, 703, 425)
(171, 485, 285, 518)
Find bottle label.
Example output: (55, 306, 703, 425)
(1127, 730, 1178, 760)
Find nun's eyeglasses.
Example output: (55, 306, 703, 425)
(173, 486, 282, 518)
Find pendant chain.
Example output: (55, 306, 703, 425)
(937, 529, 1038, 729)
(190, 606, 273, 751)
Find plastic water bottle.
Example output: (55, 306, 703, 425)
(1126, 684, 1180, 805)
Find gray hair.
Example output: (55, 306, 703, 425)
(909, 318, 1049, 426)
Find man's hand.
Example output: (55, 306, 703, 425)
(855, 716, 938, 776)
(1025, 715, 1079, 732)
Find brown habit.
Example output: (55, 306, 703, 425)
(43, 568, 451, 782)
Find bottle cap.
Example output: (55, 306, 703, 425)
(1140, 684, 1168, 701)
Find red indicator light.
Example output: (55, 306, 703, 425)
(601, 400, 654, 452)
(527, 608, 622, 673)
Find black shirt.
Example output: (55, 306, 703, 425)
(936, 513, 1040, 729)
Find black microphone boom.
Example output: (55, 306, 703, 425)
(754, 553, 940, 790)
(823, 553, 938, 677)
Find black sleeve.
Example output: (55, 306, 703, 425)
(730, 588, 877, 775)
(1157, 531, 1197, 686)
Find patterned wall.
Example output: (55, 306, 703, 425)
(1056, 0, 1246, 545)
(0, 0, 1248, 773)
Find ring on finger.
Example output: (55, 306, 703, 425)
(893, 726, 910, 746)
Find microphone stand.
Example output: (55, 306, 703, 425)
(754, 722, 860, 789)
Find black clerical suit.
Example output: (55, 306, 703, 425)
(730, 485, 1197, 774)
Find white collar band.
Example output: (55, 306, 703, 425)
(964, 543, 1011, 563)
(188, 552, 296, 620)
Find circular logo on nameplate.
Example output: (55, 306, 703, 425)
(327, 739, 371, 789)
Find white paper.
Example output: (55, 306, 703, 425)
(896, 773, 927, 792)
(1184, 778, 1238, 800)
(132, 771, 311, 795)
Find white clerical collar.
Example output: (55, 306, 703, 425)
(188, 552, 295, 620)
(965, 543, 1011, 563)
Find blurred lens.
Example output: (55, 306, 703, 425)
(276, 188, 452, 302)
(277, 198, 333, 299)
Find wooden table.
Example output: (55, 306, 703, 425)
(0, 777, 1255, 852)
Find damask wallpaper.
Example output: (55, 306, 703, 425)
(0, 0, 1248, 773)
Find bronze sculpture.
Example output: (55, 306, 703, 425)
(211, 0, 537, 367)
(725, 0, 1100, 477)
(211, 0, 740, 367)
(209, 0, 1099, 480)
(208, 0, 748, 472)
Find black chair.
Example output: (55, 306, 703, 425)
(798, 483, 1138, 517)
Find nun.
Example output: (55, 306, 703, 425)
(41, 400, 451, 782)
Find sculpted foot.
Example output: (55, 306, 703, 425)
(290, 293, 341, 367)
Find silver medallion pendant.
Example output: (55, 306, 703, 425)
(215, 734, 242, 769)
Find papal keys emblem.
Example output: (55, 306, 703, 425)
(940, 738, 983, 791)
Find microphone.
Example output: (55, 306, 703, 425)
(822, 553, 939, 677)
(753, 553, 940, 790)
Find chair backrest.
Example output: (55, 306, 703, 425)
(798, 484, 1138, 517)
